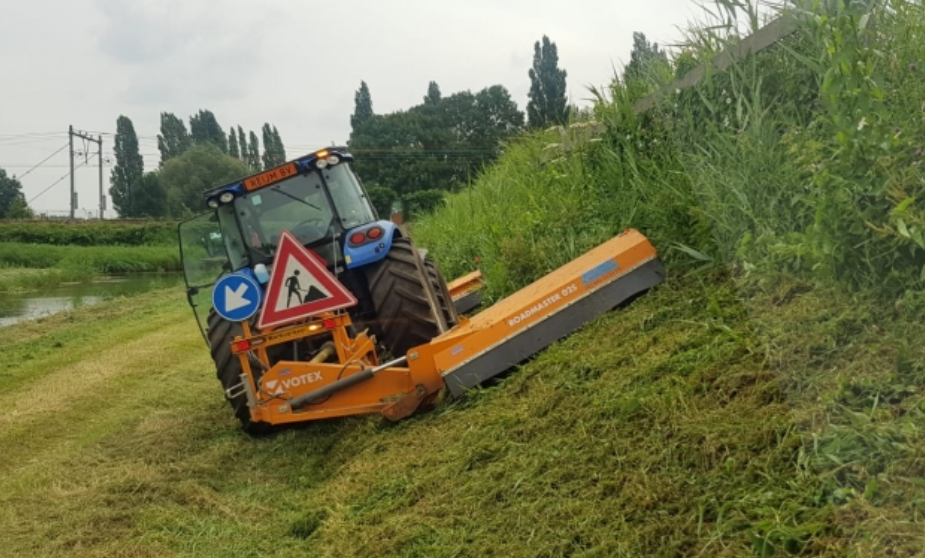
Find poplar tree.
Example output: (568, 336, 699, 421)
(424, 81, 442, 105)
(189, 109, 228, 153)
(156, 112, 191, 166)
(526, 35, 570, 128)
(110, 115, 146, 216)
(228, 126, 240, 159)
(247, 131, 261, 172)
(261, 123, 287, 168)
(237, 126, 248, 162)
(351, 81, 374, 135)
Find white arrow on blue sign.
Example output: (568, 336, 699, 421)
(212, 272, 262, 322)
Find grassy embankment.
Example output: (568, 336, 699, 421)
(410, 0, 925, 554)
(0, 246, 920, 557)
(0, 220, 180, 291)
(3, 1, 925, 557)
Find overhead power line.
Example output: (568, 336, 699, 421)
(28, 159, 89, 205)
(13, 143, 69, 180)
(0, 132, 67, 138)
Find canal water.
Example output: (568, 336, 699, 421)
(0, 272, 185, 327)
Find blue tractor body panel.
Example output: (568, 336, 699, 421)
(343, 220, 399, 270)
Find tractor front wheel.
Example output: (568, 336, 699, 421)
(207, 309, 272, 435)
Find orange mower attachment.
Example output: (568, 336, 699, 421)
(227, 228, 665, 427)
(447, 270, 485, 315)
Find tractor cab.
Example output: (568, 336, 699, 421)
(178, 148, 380, 341)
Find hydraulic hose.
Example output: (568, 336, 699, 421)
(289, 355, 408, 409)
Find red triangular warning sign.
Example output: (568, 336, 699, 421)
(257, 230, 358, 329)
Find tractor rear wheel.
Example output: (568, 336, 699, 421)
(365, 237, 455, 358)
(207, 309, 272, 435)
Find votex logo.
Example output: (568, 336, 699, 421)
(262, 371, 324, 395)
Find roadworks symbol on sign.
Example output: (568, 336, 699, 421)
(256, 229, 358, 329)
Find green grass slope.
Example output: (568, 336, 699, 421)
(1, 273, 922, 557)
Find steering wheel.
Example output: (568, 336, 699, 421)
(293, 217, 326, 231)
(291, 217, 328, 243)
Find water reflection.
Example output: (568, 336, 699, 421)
(0, 272, 184, 327)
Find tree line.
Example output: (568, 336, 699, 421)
(348, 34, 572, 218)
(0, 32, 667, 221)
(106, 34, 574, 220)
(110, 109, 287, 218)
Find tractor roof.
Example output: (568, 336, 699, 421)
(200, 146, 355, 208)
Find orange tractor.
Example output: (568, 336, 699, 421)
(178, 147, 665, 434)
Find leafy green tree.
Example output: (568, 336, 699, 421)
(527, 35, 570, 129)
(273, 126, 286, 162)
(261, 124, 275, 169)
(109, 115, 148, 217)
(156, 112, 191, 166)
(247, 131, 261, 172)
(349, 84, 524, 203)
(622, 32, 673, 101)
(228, 126, 240, 159)
(261, 123, 287, 168)
(189, 109, 228, 153)
(364, 183, 397, 218)
(6, 196, 34, 219)
(624, 32, 670, 80)
(158, 144, 251, 217)
(0, 168, 33, 219)
(403, 189, 444, 219)
(350, 107, 452, 196)
(424, 81, 442, 105)
(351, 81, 374, 135)
(237, 126, 248, 160)
(471, 85, 525, 152)
(131, 171, 168, 218)
(673, 49, 699, 80)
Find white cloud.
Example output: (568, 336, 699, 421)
(94, 0, 272, 106)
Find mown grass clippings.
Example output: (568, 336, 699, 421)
(0, 288, 187, 395)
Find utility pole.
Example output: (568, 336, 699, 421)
(68, 126, 105, 220)
(69, 125, 75, 220)
(98, 135, 104, 219)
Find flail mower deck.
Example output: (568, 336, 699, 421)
(226, 228, 665, 427)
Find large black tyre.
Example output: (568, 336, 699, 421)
(206, 309, 272, 435)
(423, 257, 459, 330)
(365, 237, 455, 358)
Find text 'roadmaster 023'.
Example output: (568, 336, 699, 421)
(178, 147, 666, 434)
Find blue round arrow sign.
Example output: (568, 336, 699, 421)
(212, 272, 262, 322)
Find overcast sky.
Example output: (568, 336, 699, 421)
(2, 0, 709, 217)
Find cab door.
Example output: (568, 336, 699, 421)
(177, 213, 231, 345)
